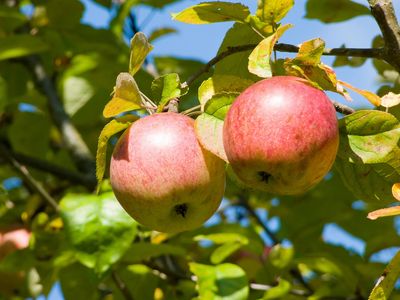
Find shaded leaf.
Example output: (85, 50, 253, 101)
(248, 24, 292, 78)
(46, 0, 84, 29)
(190, 263, 249, 300)
(151, 73, 187, 112)
(60, 191, 137, 275)
(0, 35, 48, 60)
(129, 32, 153, 76)
(368, 250, 400, 299)
(305, 0, 370, 23)
(172, 2, 250, 24)
(149, 27, 177, 42)
(59, 264, 99, 300)
(96, 115, 139, 186)
(0, 6, 27, 33)
(256, 0, 294, 24)
(122, 242, 186, 263)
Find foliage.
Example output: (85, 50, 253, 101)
(1, 0, 400, 300)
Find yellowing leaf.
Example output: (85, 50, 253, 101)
(293, 38, 325, 65)
(96, 115, 139, 189)
(381, 92, 400, 108)
(367, 206, 400, 220)
(103, 73, 142, 118)
(392, 183, 400, 201)
(248, 24, 292, 78)
(339, 80, 381, 106)
(172, 2, 250, 24)
(129, 32, 153, 76)
(256, 0, 294, 25)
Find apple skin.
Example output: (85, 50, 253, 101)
(223, 76, 339, 195)
(110, 112, 226, 233)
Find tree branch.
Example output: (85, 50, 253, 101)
(0, 143, 60, 212)
(111, 272, 134, 300)
(368, 0, 400, 72)
(23, 56, 95, 175)
(182, 44, 384, 88)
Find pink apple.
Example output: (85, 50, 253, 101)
(223, 76, 339, 195)
(110, 112, 226, 233)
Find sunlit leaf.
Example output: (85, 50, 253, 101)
(261, 279, 291, 299)
(129, 32, 153, 76)
(248, 24, 292, 78)
(211, 242, 242, 264)
(172, 2, 250, 24)
(292, 38, 325, 66)
(60, 191, 137, 275)
(96, 115, 139, 187)
(339, 80, 381, 106)
(368, 250, 400, 299)
(151, 73, 187, 112)
(0, 35, 48, 60)
(189, 263, 249, 300)
(392, 183, 400, 201)
(268, 244, 294, 269)
(256, 0, 294, 24)
(103, 97, 142, 118)
(368, 206, 400, 220)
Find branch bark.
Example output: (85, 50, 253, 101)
(368, 0, 400, 72)
(111, 272, 134, 300)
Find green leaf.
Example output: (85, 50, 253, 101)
(0, 6, 27, 33)
(194, 233, 249, 245)
(59, 264, 99, 300)
(122, 242, 186, 263)
(198, 75, 253, 108)
(215, 22, 261, 79)
(129, 32, 153, 76)
(96, 115, 139, 187)
(291, 38, 325, 66)
(190, 263, 249, 300)
(103, 73, 142, 118)
(60, 191, 138, 275)
(336, 110, 400, 202)
(194, 92, 238, 161)
(248, 24, 292, 78)
(151, 73, 188, 112)
(46, 0, 84, 29)
(0, 35, 48, 60)
(256, 0, 294, 24)
(268, 244, 294, 269)
(148, 27, 177, 42)
(211, 242, 243, 264)
(261, 279, 291, 299)
(172, 2, 251, 24)
(305, 0, 370, 23)
(368, 250, 400, 300)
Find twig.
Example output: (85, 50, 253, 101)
(23, 56, 95, 175)
(332, 100, 355, 115)
(182, 44, 384, 88)
(0, 143, 60, 212)
(368, 0, 400, 72)
(111, 272, 134, 300)
(250, 283, 310, 297)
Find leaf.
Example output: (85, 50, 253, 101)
(195, 93, 238, 161)
(367, 206, 400, 220)
(268, 244, 294, 269)
(151, 73, 188, 112)
(189, 263, 249, 300)
(339, 80, 381, 106)
(172, 2, 251, 24)
(59, 264, 99, 300)
(305, 0, 370, 23)
(256, 0, 294, 24)
(0, 34, 48, 60)
(392, 183, 400, 201)
(381, 92, 400, 108)
(122, 242, 186, 263)
(0, 6, 27, 33)
(194, 233, 249, 245)
(336, 110, 400, 202)
(46, 0, 84, 29)
(148, 27, 177, 42)
(248, 24, 292, 78)
(368, 250, 400, 299)
(129, 32, 153, 76)
(103, 73, 142, 118)
(292, 38, 326, 66)
(211, 242, 243, 264)
(60, 191, 138, 275)
(261, 279, 291, 299)
(96, 115, 139, 187)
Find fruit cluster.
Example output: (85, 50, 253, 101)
(110, 76, 339, 233)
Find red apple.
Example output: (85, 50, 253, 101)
(110, 112, 226, 233)
(223, 76, 339, 195)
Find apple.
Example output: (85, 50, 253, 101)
(223, 76, 339, 195)
(110, 112, 226, 233)
(0, 227, 31, 297)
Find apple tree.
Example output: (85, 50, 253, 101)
(1, 0, 400, 299)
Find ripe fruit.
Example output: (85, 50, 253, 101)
(223, 76, 339, 195)
(110, 112, 226, 233)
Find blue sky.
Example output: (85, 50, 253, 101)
(35, 0, 400, 298)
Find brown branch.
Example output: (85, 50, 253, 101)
(0, 143, 60, 212)
(182, 44, 384, 88)
(368, 0, 400, 72)
(24, 56, 95, 175)
(111, 272, 134, 300)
